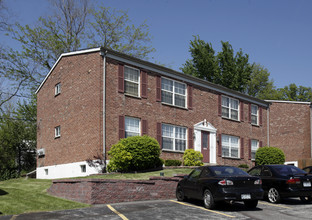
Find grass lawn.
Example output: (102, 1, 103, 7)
(0, 168, 192, 216)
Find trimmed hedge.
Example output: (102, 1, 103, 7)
(183, 149, 204, 166)
(165, 159, 182, 166)
(255, 146, 285, 165)
(107, 135, 161, 172)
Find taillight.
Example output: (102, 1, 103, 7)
(286, 178, 300, 184)
(218, 179, 234, 186)
(254, 179, 262, 185)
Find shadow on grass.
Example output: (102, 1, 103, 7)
(0, 189, 8, 196)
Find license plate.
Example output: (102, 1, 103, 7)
(303, 181, 311, 187)
(241, 194, 251, 199)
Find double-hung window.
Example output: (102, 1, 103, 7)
(55, 126, 61, 138)
(55, 83, 61, 96)
(162, 124, 186, 152)
(222, 96, 239, 120)
(222, 134, 239, 158)
(125, 117, 140, 138)
(161, 78, 186, 108)
(251, 140, 259, 160)
(251, 104, 259, 125)
(124, 66, 140, 97)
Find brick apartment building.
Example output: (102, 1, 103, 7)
(35, 48, 310, 179)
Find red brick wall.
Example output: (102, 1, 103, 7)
(269, 102, 311, 161)
(47, 177, 181, 204)
(105, 58, 267, 168)
(37, 52, 103, 167)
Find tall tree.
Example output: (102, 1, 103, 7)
(181, 36, 252, 92)
(277, 84, 312, 102)
(246, 64, 280, 100)
(0, 0, 154, 111)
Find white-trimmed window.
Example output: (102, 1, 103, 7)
(124, 66, 140, 97)
(222, 96, 239, 120)
(251, 140, 259, 160)
(161, 78, 186, 108)
(55, 126, 61, 138)
(162, 124, 186, 151)
(125, 117, 140, 138)
(251, 104, 259, 125)
(55, 83, 61, 96)
(222, 134, 239, 158)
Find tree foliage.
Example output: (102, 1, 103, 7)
(0, 96, 37, 180)
(0, 0, 154, 111)
(276, 83, 312, 102)
(181, 36, 252, 92)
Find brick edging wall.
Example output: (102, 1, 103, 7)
(47, 176, 183, 204)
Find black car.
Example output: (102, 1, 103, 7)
(176, 166, 263, 209)
(248, 165, 312, 203)
(303, 166, 312, 174)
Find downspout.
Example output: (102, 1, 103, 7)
(101, 49, 107, 172)
(310, 104, 312, 158)
(267, 105, 270, 147)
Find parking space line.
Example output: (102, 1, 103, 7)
(107, 205, 129, 220)
(258, 202, 292, 209)
(170, 200, 235, 218)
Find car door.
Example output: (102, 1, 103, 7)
(183, 168, 202, 199)
(260, 166, 274, 192)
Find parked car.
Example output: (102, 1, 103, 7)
(303, 166, 312, 174)
(248, 165, 312, 203)
(176, 166, 263, 209)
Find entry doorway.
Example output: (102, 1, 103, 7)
(201, 131, 210, 163)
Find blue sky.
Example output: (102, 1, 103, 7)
(2, 0, 312, 88)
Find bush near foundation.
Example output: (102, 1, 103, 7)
(183, 149, 204, 166)
(107, 135, 161, 172)
(165, 159, 182, 166)
(255, 146, 285, 165)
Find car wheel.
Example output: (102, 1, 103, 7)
(244, 200, 258, 209)
(300, 196, 312, 203)
(267, 187, 281, 203)
(203, 189, 215, 209)
(176, 186, 186, 201)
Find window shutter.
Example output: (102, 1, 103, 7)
(248, 139, 251, 160)
(141, 71, 147, 98)
(218, 134, 222, 157)
(240, 138, 244, 159)
(157, 122, 162, 148)
(248, 103, 251, 123)
(240, 102, 244, 122)
(188, 128, 193, 149)
(259, 107, 263, 126)
(188, 85, 193, 110)
(142, 119, 148, 135)
(119, 115, 125, 139)
(118, 64, 124, 93)
(260, 141, 263, 148)
(218, 94, 222, 116)
(156, 76, 161, 102)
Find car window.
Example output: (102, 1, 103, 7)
(189, 168, 202, 179)
(261, 167, 272, 177)
(210, 166, 248, 176)
(248, 167, 262, 176)
(272, 165, 306, 176)
(200, 168, 211, 178)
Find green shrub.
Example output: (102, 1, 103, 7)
(107, 135, 161, 172)
(183, 149, 204, 166)
(255, 146, 285, 165)
(165, 159, 182, 166)
(238, 164, 249, 169)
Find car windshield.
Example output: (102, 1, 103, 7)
(210, 166, 249, 176)
(271, 165, 307, 176)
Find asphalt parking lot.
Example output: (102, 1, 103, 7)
(1, 198, 312, 220)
